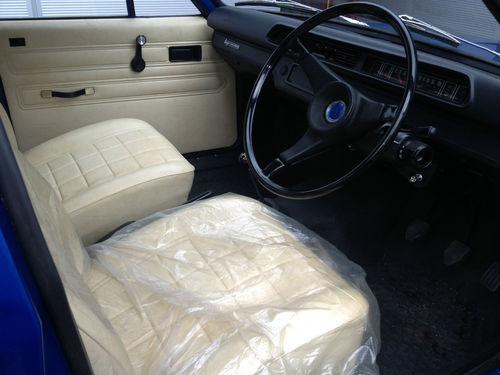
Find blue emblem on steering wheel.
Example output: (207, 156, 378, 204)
(325, 101, 346, 123)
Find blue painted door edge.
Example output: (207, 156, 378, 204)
(0, 200, 70, 375)
(200, 0, 216, 12)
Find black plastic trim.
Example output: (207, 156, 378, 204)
(0, 121, 93, 374)
(126, 0, 136, 17)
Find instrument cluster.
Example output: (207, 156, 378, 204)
(364, 57, 469, 105)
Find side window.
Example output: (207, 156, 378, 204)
(0, 0, 199, 18)
(0, 0, 31, 18)
(134, 0, 200, 16)
(0, 0, 128, 18)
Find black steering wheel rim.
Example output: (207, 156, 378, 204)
(244, 2, 417, 199)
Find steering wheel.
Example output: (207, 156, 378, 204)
(244, 2, 417, 199)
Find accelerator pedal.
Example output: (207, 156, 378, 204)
(405, 218, 430, 241)
(480, 262, 500, 292)
(443, 240, 471, 265)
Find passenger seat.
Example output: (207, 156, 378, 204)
(1, 105, 194, 244)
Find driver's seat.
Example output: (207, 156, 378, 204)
(15, 147, 379, 374)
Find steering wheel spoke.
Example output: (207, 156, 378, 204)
(296, 38, 343, 93)
(263, 130, 328, 179)
(262, 158, 285, 178)
(279, 130, 328, 165)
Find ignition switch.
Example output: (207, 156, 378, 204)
(131, 35, 147, 72)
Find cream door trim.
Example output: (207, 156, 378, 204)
(0, 17, 237, 153)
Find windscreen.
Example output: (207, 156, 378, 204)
(225, 0, 500, 62)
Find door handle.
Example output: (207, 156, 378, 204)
(41, 87, 95, 99)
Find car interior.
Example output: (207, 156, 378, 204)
(0, 1, 499, 374)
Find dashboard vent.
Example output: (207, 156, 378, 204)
(332, 47, 359, 68)
(267, 28, 361, 69)
(303, 36, 360, 69)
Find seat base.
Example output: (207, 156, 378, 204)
(87, 194, 379, 374)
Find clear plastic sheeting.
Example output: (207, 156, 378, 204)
(87, 194, 380, 375)
(15, 140, 379, 374)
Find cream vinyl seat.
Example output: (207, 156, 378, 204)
(15, 148, 380, 374)
(1, 106, 194, 245)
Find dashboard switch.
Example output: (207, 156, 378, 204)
(453, 86, 468, 103)
(441, 82, 457, 100)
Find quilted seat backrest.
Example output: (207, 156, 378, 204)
(13, 149, 135, 374)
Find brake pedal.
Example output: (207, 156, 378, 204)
(480, 262, 500, 292)
(405, 218, 430, 241)
(443, 240, 470, 266)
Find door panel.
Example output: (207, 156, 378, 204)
(0, 17, 237, 153)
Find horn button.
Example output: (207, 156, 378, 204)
(308, 82, 358, 139)
(325, 100, 346, 123)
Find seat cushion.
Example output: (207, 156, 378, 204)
(24, 118, 194, 244)
(87, 195, 379, 374)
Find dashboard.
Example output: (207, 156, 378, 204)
(297, 31, 471, 105)
(208, 6, 500, 170)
